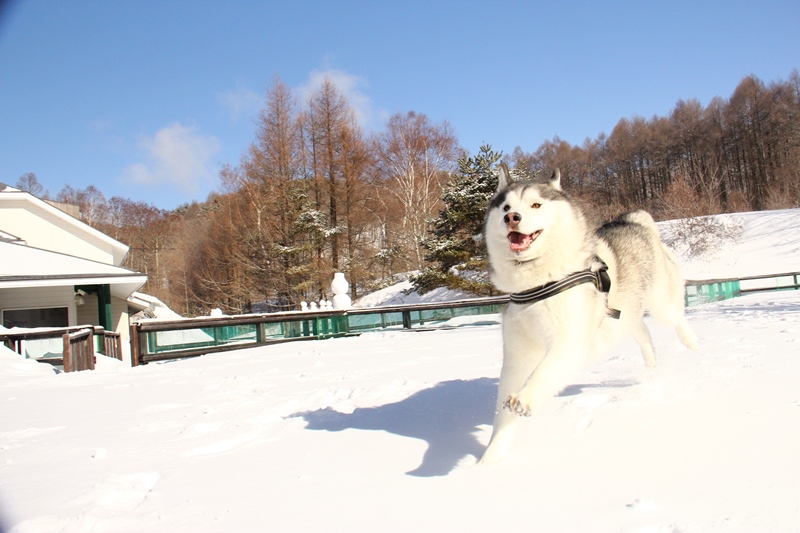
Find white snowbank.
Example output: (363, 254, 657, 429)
(0, 344, 57, 378)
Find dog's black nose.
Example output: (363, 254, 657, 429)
(503, 212, 521, 224)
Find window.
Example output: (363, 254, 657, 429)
(2, 307, 69, 328)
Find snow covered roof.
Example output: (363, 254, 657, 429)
(0, 240, 146, 299)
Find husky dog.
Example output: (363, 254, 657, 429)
(479, 164, 698, 465)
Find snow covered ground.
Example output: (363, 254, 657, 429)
(1, 209, 799, 532)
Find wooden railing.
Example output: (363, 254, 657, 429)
(0, 325, 123, 371)
(129, 296, 508, 366)
(99, 329, 122, 361)
(63, 328, 95, 372)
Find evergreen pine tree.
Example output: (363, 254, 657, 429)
(411, 145, 503, 295)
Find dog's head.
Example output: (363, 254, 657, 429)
(485, 163, 566, 264)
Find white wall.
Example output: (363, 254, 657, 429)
(112, 296, 132, 363)
(0, 200, 118, 264)
(75, 294, 98, 326)
(0, 286, 77, 326)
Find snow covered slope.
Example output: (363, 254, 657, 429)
(357, 208, 799, 306)
(660, 208, 799, 280)
(353, 278, 474, 308)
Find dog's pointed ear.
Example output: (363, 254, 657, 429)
(549, 168, 562, 190)
(497, 162, 511, 192)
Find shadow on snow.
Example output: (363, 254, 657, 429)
(290, 378, 498, 477)
(289, 377, 639, 477)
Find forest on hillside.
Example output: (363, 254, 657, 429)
(15, 71, 800, 316)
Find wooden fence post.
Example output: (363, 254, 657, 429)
(62, 333, 72, 373)
(130, 323, 141, 367)
(85, 332, 95, 370)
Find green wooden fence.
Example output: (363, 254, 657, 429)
(130, 297, 508, 365)
(129, 272, 799, 365)
(685, 271, 800, 306)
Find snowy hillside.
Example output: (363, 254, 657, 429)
(357, 208, 800, 306)
(353, 277, 475, 307)
(659, 208, 799, 280)
(1, 208, 799, 533)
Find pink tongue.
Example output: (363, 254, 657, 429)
(508, 232, 532, 251)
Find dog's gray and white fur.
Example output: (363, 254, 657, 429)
(479, 165, 698, 464)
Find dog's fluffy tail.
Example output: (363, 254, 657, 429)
(622, 210, 659, 233)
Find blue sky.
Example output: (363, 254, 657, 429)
(1, 1, 797, 210)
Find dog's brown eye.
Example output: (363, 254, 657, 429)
(503, 205, 510, 212)
(531, 203, 541, 209)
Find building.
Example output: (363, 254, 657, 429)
(0, 183, 147, 362)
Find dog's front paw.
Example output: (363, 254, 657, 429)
(503, 395, 532, 417)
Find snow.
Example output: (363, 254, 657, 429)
(1, 209, 799, 533)
(353, 278, 474, 307)
(129, 292, 183, 321)
(660, 208, 799, 280)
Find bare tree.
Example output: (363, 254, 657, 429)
(305, 77, 352, 271)
(15, 172, 47, 198)
(57, 184, 108, 226)
(374, 111, 460, 269)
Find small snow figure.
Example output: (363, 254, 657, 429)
(310, 302, 319, 311)
(300, 301, 309, 312)
(331, 272, 352, 310)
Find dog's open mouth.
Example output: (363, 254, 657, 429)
(507, 230, 542, 252)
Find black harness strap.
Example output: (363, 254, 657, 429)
(509, 259, 621, 319)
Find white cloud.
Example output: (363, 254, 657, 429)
(122, 123, 221, 196)
(217, 86, 262, 123)
(295, 68, 377, 131)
